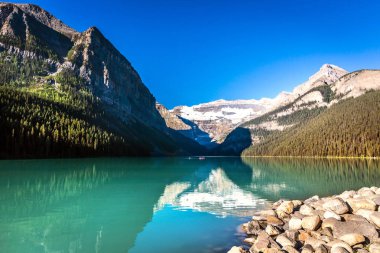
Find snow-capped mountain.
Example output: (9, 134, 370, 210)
(171, 98, 278, 144)
(154, 168, 270, 217)
(171, 64, 349, 145)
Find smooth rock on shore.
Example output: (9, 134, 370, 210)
(228, 186, 380, 253)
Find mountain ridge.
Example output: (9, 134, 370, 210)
(0, 2, 205, 157)
(171, 63, 349, 146)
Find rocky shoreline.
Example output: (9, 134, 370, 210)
(228, 187, 380, 253)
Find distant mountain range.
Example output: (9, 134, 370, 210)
(169, 64, 380, 156)
(0, 3, 379, 158)
(171, 64, 348, 144)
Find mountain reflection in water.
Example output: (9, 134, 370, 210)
(0, 157, 379, 253)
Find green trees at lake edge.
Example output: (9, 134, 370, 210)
(243, 91, 380, 157)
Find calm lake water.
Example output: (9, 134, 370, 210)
(0, 157, 380, 253)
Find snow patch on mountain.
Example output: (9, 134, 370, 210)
(172, 64, 349, 145)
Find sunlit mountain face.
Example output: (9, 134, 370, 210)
(155, 168, 271, 217)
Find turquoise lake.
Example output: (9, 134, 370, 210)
(0, 157, 380, 253)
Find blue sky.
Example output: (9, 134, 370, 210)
(10, 0, 380, 108)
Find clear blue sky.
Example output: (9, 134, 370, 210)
(9, 0, 380, 108)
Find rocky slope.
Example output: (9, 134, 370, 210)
(172, 64, 349, 147)
(172, 98, 278, 145)
(156, 102, 191, 131)
(0, 3, 204, 157)
(243, 89, 380, 157)
(242, 66, 380, 136)
(217, 66, 380, 156)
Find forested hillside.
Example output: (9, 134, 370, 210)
(243, 91, 380, 157)
(0, 3, 206, 158)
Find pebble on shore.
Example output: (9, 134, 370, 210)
(228, 187, 380, 253)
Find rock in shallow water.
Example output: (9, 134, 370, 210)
(227, 246, 245, 253)
(246, 221, 262, 235)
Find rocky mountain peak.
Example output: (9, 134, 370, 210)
(13, 3, 78, 38)
(0, 2, 162, 127)
(310, 63, 348, 82)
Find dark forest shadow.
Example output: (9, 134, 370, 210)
(211, 127, 252, 156)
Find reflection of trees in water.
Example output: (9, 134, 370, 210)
(242, 157, 380, 200)
(0, 165, 113, 217)
(1, 157, 378, 253)
(0, 158, 207, 253)
(0, 160, 121, 253)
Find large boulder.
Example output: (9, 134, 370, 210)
(341, 214, 369, 223)
(300, 204, 315, 216)
(324, 210, 341, 220)
(324, 219, 378, 242)
(323, 198, 350, 215)
(338, 233, 366, 246)
(228, 246, 246, 253)
(369, 212, 380, 228)
(305, 237, 326, 249)
(277, 201, 294, 214)
(355, 209, 375, 221)
(266, 224, 281, 236)
(276, 234, 296, 248)
(267, 215, 284, 226)
(346, 198, 377, 212)
(251, 232, 270, 252)
(369, 243, 380, 253)
(302, 215, 321, 231)
(246, 221, 263, 235)
(328, 240, 353, 253)
(289, 217, 303, 230)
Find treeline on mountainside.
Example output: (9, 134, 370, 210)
(0, 87, 137, 158)
(0, 34, 61, 61)
(243, 90, 380, 157)
(0, 52, 141, 157)
(242, 85, 333, 127)
(0, 52, 203, 157)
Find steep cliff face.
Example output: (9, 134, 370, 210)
(0, 3, 204, 157)
(156, 103, 191, 130)
(0, 3, 74, 59)
(69, 27, 164, 126)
